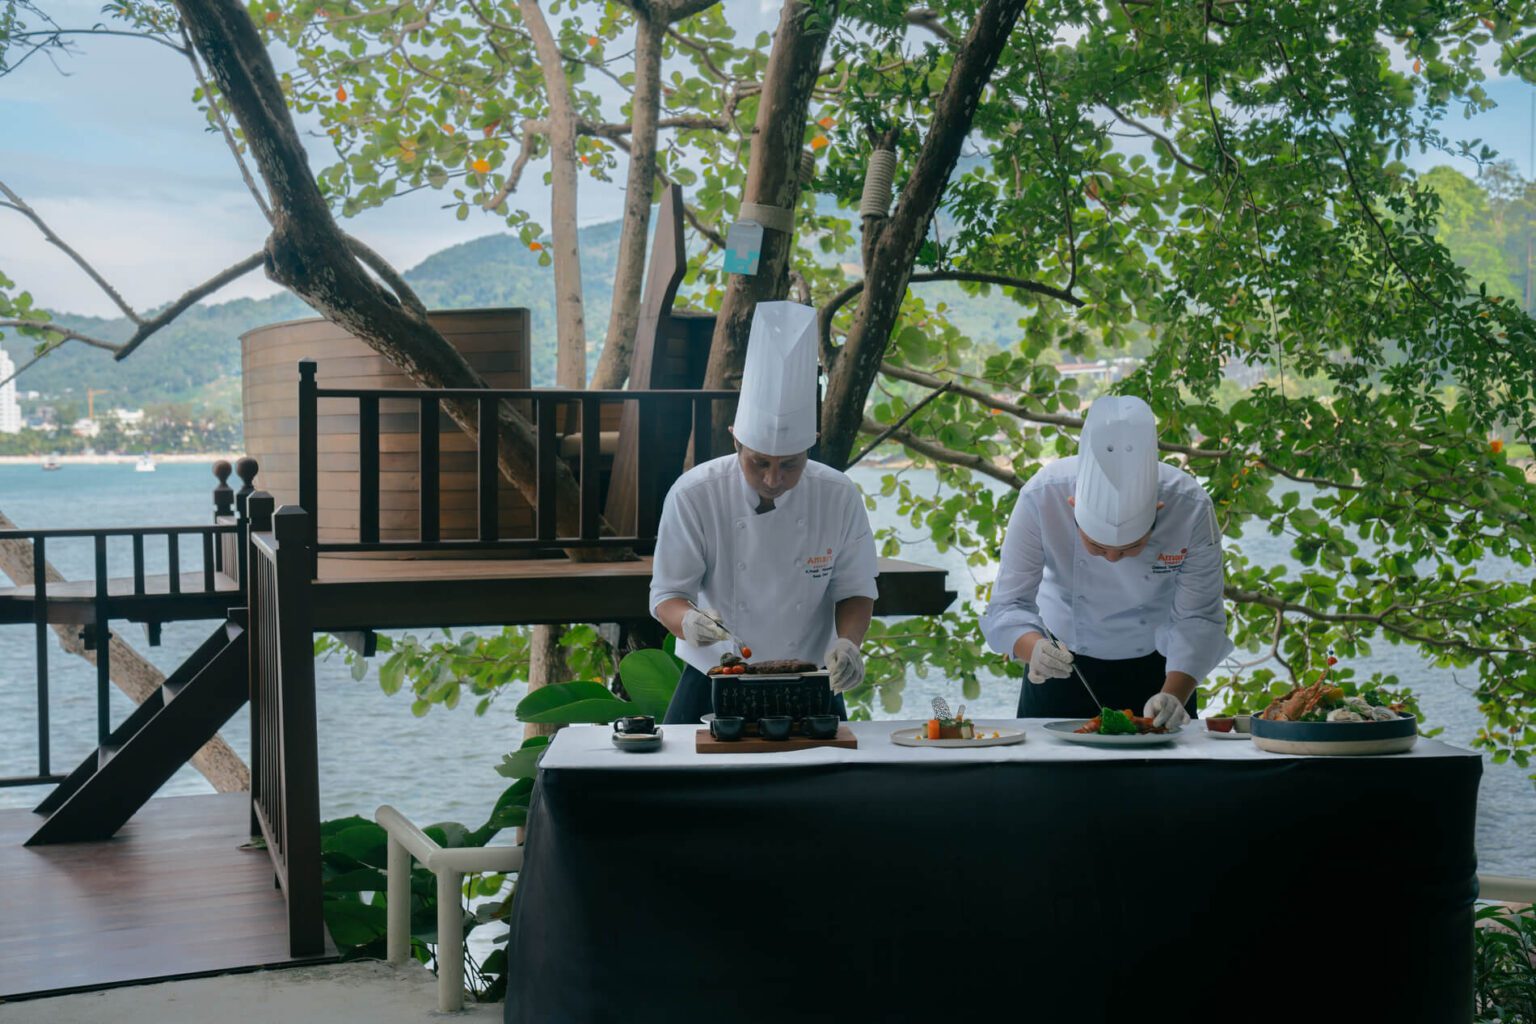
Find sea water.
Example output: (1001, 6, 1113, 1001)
(1, 461, 1531, 885)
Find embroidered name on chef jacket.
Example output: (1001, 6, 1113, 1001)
(804, 548, 835, 579)
(1151, 548, 1188, 574)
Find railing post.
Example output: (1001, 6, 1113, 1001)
(33, 536, 50, 780)
(359, 395, 380, 544)
(536, 395, 556, 544)
(436, 869, 465, 1013)
(477, 395, 499, 542)
(297, 359, 319, 579)
(234, 458, 260, 591)
(245, 492, 274, 841)
(580, 395, 601, 542)
(272, 504, 323, 957)
(92, 535, 110, 746)
(213, 459, 234, 520)
(418, 397, 440, 543)
(387, 835, 411, 965)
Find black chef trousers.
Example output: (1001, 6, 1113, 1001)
(1016, 649, 1197, 719)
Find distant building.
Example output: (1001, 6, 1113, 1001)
(0, 346, 20, 434)
(71, 418, 101, 438)
(1054, 357, 1139, 386)
(112, 408, 146, 435)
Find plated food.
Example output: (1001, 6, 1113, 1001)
(707, 654, 820, 676)
(893, 702, 1025, 747)
(1259, 681, 1405, 723)
(1074, 707, 1169, 735)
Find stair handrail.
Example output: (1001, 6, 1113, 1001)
(375, 804, 522, 1013)
(246, 494, 325, 957)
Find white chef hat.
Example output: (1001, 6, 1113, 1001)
(732, 301, 819, 456)
(1074, 395, 1159, 546)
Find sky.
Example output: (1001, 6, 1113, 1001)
(3, 1, 1536, 319)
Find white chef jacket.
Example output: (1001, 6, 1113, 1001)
(980, 457, 1233, 679)
(649, 455, 880, 675)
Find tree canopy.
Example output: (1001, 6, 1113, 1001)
(3, 0, 1536, 769)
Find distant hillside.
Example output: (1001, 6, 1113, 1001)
(5, 219, 628, 413)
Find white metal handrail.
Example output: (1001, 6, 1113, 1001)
(376, 804, 523, 1013)
(1479, 873, 1536, 904)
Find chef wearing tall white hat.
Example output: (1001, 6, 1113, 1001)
(650, 301, 880, 724)
(981, 395, 1232, 727)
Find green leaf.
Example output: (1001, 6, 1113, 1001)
(616, 649, 682, 719)
(323, 823, 388, 867)
(496, 735, 551, 779)
(323, 899, 387, 949)
(515, 680, 632, 723)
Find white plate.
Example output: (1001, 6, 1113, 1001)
(1205, 729, 1251, 741)
(1042, 720, 1182, 746)
(890, 724, 1026, 748)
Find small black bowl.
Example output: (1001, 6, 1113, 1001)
(758, 715, 793, 741)
(803, 714, 839, 740)
(710, 716, 745, 741)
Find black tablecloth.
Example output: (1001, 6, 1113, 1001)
(506, 734, 1481, 1023)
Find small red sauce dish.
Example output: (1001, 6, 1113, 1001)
(1205, 717, 1235, 733)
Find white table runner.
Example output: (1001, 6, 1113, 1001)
(539, 718, 1474, 771)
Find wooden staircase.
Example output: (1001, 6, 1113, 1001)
(28, 617, 250, 845)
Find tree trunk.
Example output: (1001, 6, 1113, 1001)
(590, 13, 665, 390)
(524, 624, 570, 740)
(700, 0, 839, 452)
(174, 0, 611, 555)
(818, 0, 1028, 470)
(518, 0, 589, 389)
(0, 510, 249, 793)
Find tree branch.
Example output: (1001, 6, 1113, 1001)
(904, 8, 957, 44)
(344, 234, 427, 318)
(1226, 586, 1529, 657)
(822, 269, 1082, 369)
(861, 418, 1024, 488)
(848, 381, 953, 466)
(180, 22, 271, 223)
(0, 179, 140, 322)
(1103, 103, 1209, 176)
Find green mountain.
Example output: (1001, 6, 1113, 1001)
(4, 162, 1524, 422)
(5, 219, 628, 413)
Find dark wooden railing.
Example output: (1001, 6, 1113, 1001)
(296, 358, 738, 565)
(245, 494, 324, 957)
(0, 518, 242, 789)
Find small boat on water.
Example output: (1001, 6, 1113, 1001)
(41, 454, 61, 471)
(135, 454, 157, 473)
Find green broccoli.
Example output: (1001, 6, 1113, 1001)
(1362, 688, 1385, 707)
(1099, 707, 1138, 735)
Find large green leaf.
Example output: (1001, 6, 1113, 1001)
(322, 823, 388, 867)
(496, 735, 551, 779)
(515, 680, 633, 723)
(323, 898, 387, 949)
(617, 648, 682, 719)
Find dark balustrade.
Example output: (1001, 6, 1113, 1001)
(295, 357, 737, 563)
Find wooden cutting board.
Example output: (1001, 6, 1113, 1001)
(695, 724, 857, 753)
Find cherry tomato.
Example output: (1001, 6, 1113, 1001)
(740, 646, 753, 659)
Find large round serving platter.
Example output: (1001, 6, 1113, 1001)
(890, 723, 1026, 748)
(1042, 720, 1182, 747)
(1249, 712, 1417, 756)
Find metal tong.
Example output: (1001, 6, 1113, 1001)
(1040, 624, 1105, 712)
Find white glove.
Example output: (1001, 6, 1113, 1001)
(1144, 691, 1191, 731)
(1027, 637, 1074, 684)
(681, 608, 733, 647)
(826, 637, 865, 694)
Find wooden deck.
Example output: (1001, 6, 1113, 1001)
(0, 793, 335, 1001)
(0, 555, 954, 630)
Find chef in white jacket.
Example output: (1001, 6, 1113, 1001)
(650, 301, 880, 724)
(981, 395, 1232, 727)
